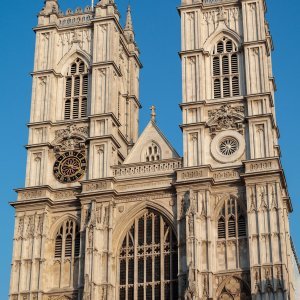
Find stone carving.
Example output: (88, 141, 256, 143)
(249, 187, 257, 212)
(180, 192, 190, 219)
(54, 190, 78, 200)
(17, 217, 24, 238)
(207, 105, 244, 135)
(270, 186, 278, 209)
(265, 269, 274, 292)
(217, 276, 251, 298)
(254, 270, 261, 292)
(259, 187, 268, 210)
(202, 274, 209, 297)
(36, 214, 44, 235)
(88, 226, 94, 248)
(52, 125, 88, 154)
(85, 181, 108, 192)
(55, 125, 88, 139)
(26, 216, 35, 238)
(185, 263, 198, 299)
(117, 191, 174, 204)
(19, 189, 45, 200)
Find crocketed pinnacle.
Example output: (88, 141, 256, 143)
(125, 5, 133, 31)
(124, 5, 135, 42)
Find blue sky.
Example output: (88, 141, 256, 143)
(0, 0, 299, 297)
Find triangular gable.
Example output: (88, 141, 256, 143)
(124, 121, 180, 164)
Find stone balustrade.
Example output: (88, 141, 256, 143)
(112, 159, 182, 178)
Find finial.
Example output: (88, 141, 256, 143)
(150, 105, 156, 122)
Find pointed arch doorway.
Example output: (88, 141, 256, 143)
(118, 209, 178, 300)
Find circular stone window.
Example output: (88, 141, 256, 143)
(211, 130, 245, 163)
(219, 137, 239, 156)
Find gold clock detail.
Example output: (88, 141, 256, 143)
(53, 151, 86, 183)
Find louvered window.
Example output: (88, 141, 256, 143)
(54, 219, 81, 260)
(55, 235, 63, 258)
(218, 217, 226, 239)
(64, 58, 89, 120)
(212, 37, 240, 99)
(217, 198, 247, 240)
(64, 99, 71, 120)
(119, 210, 178, 300)
(238, 216, 247, 237)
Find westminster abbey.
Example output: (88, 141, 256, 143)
(9, 0, 299, 299)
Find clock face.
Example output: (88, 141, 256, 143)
(53, 151, 87, 183)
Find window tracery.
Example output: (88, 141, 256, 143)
(212, 38, 240, 99)
(217, 198, 247, 240)
(118, 210, 178, 300)
(54, 219, 80, 259)
(64, 58, 89, 120)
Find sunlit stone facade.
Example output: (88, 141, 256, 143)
(9, 0, 299, 299)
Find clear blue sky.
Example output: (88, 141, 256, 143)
(0, 0, 299, 297)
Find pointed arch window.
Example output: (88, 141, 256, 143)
(64, 58, 89, 120)
(212, 38, 240, 99)
(118, 210, 178, 300)
(217, 198, 247, 240)
(54, 219, 81, 259)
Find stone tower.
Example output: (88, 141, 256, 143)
(178, 0, 298, 298)
(9, 0, 298, 299)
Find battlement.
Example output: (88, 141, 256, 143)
(57, 7, 93, 27)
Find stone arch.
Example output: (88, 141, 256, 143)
(56, 49, 91, 75)
(113, 201, 176, 256)
(213, 194, 247, 221)
(115, 205, 178, 299)
(49, 213, 80, 240)
(216, 276, 251, 299)
(203, 28, 242, 53)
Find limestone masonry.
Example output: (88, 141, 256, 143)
(9, 0, 299, 299)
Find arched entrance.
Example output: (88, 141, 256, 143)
(118, 209, 178, 300)
(218, 277, 251, 300)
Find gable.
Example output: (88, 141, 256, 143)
(124, 121, 179, 164)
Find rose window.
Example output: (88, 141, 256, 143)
(219, 137, 239, 156)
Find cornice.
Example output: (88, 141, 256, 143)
(91, 61, 122, 77)
(124, 93, 142, 109)
(89, 112, 121, 127)
(27, 119, 89, 128)
(31, 69, 63, 78)
(87, 135, 122, 149)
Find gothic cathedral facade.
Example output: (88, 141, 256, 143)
(9, 0, 299, 299)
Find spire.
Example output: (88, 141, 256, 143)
(124, 5, 135, 42)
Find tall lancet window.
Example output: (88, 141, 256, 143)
(64, 58, 89, 120)
(54, 219, 81, 259)
(212, 38, 240, 99)
(118, 210, 178, 300)
(217, 198, 247, 240)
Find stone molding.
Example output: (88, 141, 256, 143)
(112, 158, 182, 178)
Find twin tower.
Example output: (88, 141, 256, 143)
(9, 0, 299, 299)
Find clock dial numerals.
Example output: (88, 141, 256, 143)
(53, 151, 86, 183)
